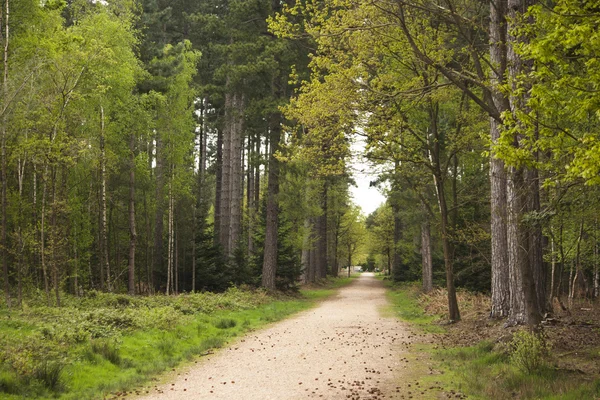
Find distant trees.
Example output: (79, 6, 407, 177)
(270, 0, 600, 326)
(0, 0, 367, 306)
(2, 0, 599, 329)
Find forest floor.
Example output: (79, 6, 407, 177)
(133, 273, 424, 400)
(395, 284, 600, 399)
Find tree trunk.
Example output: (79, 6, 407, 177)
(421, 214, 433, 293)
(219, 91, 234, 254)
(128, 132, 136, 295)
(489, 0, 510, 319)
(230, 93, 244, 254)
(429, 101, 460, 322)
(247, 134, 255, 255)
(214, 127, 223, 247)
(308, 221, 317, 283)
(347, 243, 352, 278)
(167, 181, 174, 295)
(527, 167, 546, 312)
(506, 0, 541, 326)
(99, 106, 111, 292)
(301, 217, 311, 283)
(507, 166, 540, 325)
(153, 130, 165, 290)
(1, 0, 9, 308)
(569, 219, 585, 303)
(317, 181, 328, 279)
(332, 215, 340, 277)
(41, 164, 50, 305)
(392, 201, 402, 280)
(594, 221, 599, 298)
(261, 115, 281, 290)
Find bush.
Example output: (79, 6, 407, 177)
(156, 333, 176, 356)
(509, 330, 549, 374)
(33, 361, 64, 392)
(213, 318, 237, 329)
(90, 339, 121, 365)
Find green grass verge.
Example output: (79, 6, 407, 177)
(383, 280, 445, 333)
(0, 277, 353, 400)
(384, 282, 600, 399)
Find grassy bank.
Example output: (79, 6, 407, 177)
(384, 281, 600, 399)
(0, 276, 353, 399)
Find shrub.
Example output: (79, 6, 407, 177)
(213, 318, 237, 329)
(90, 339, 121, 365)
(33, 361, 64, 392)
(509, 330, 549, 374)
(156, 333, 176, 356)
(200, 337, 224, 351)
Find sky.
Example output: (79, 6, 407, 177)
(350, 173, 386, 215)
(349, 136, 387, 216)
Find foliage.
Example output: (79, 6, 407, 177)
(509, 330, 550, 375)
(0, 280, 352, 398)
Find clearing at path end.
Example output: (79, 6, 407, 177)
(138, 273, 415, 400)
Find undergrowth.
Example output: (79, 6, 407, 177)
(0, 277, 352, 399)
(385, 280, 600, 399)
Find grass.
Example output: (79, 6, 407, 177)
(384, 281, 600, 399)
(0, 277, 354, 400)
(382, 280, 445, 333)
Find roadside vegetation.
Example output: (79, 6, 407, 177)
(0, 276, 353, 400)
(384, 280, 600, 399)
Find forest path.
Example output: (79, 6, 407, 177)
(136, 273, 414, 400)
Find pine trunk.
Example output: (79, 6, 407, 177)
(128, 133, 136, 295)
(506, 0, 541, 326)
(261, 116, 281, 290)
(153, 132, 165, 290)
(100, 106, 111, 292)
(301, 218, 311, 283)
(167, 182, 174, 295)
(594, 225, 599, 298)
(214, 128, 223, 247)
(421, 216, 433, 293)
(507, 166, 540, 325)
(527, 168, 546, 312)
(41, 164, 50, 305)
(489, 0, 510, 318)
(219, 92, 233, 253)
(1, 0, 9, 307)
(317, 182, 328, 279)
(230, 93, 244, 254)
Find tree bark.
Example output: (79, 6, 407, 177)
(527, 167, 546, 312)
(153, 130, 165, 290)
(594, 221, 599, 298)
(507, 166, 540, 325)
(1, 0, 9, 307)
(429, 101, 460, 322)
(214, 127, 223, 247)
(317, 181, 328, 279)
(247, 134, 255, 255)
(167, 181, 174, 295)
(421, 212, 433, 293)
(219, 92, 233, 253)
(261, 116, 281, 290)
(506, 0, 541, 326)
(301, 217, 312, 283)
(99, 105, 111, 292)
(230, 93, 244, 254)
(128, 132, 136, 295)
(489, 0, 510, 319)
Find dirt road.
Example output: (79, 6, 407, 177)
(137, 273, 413, 399)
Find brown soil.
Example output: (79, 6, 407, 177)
(133, 273, 418, 400)
(421, 288, 600, 376)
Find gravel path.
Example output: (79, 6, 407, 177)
(137, 273, 413, 400)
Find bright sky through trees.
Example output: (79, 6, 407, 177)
(349, 136, 385, 215)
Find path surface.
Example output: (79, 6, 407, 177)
(137, 273, 413, 399)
